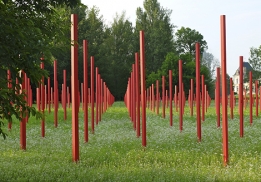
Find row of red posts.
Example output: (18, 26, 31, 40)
(7, 14, 260, 166)
(6, 14, 114, 162)
(124, 15, 248, 166)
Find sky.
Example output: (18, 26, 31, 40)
(81, 0, 261, 77)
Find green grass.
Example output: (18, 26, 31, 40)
(1, 102, 261, 181)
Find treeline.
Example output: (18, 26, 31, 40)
(43, 0, 221, 100)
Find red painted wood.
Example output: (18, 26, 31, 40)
(83, 40, 88, 142)
(63, 70, 67, 120)
(190, 79, 194, 116)
(220, 15, 228, 166)
(71, 14, 79, 162)
(169, 70, 173, 126)
(216, 67, 220, 128)
(20, 71, 26, 150)
(54, 60, 58, 127)
(195, 42, 201, 141)
(239, 56, 244, 137)
(179, 60, 183, 131)
(140, 31, 146, 147)
(135, 53, 140, 137)
(249, 71, 253, 125)
(162, 76, 165, 118)
(201, 75, 205, 121)
(91, 56, 95, 134)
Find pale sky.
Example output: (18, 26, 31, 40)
(81, 0, 261, 77)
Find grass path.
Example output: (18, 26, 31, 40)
(1, 102, 261, 181)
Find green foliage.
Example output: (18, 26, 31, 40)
(175, 27, 208, 58)
(0, 0, 80, 138)
(248, 46, 261, 80)
(136, 0, 175, 73)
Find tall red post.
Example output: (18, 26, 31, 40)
(96, 67, 99, 125)
(140, 31, 146, 147)
(20, 71, 26, 150)
(230, 78, 233, 119)
(91, 56, 95, 134)
(249, 71, 253, 125)
(255, 80, 258, 117)
(63, 70, 67, 120)
(135, 52, 140, 137)
(41, 62, 45, 137)
(239, 56, 244, 137)
(71, 14, 79, 162)
(196, 42, 201, 141)
(162, 76, 165, 118)
(48, 77, 51, 113)
(179, 60, 183, 131)
(169, 70, 173, 126)
(156, 80, 159, 115)
(201, 75, 205, 121)
(220, 15, 228, 166)
(190, 79, 193, 116)
(83, 40, 88, 142)
(54, 60, 58, 127)
(216, 67, 220, 127)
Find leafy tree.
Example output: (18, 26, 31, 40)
(175, 27, 208, 58)
(135, 0, 175, 73)
(248, 46, 261, 80)
(102, 12, 135, 100)
(0, 0, 80, 138)
(202, 51, 220, 78)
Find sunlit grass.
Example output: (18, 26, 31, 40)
(1, 102, 261, 181)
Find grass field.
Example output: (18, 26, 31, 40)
(1, 101, 261, 181)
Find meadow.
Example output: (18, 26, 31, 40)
(1, 102, 261, 181)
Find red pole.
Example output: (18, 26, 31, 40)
(162, 76, 165, 118)
(7, 70, 12, 130)
(220, 15, 228, 166)
(54, 60, 58, 128)
(190, 79, 194, 116)
(216, 67, 220, 128)
(140, 31, 146, 147)
(156, 80, 159, 115)
(201, 75, 205, 121)
(230, 78, 233, 119)
(71, 14, 79, 162)
(83, 40, 88, 143)
(255, 80, 258, 117)
(135, 53, 140, 137)
(96, 67, 99, 125)
(196, 42, 201, 141)
(132, 65, 136, 129)
(48, 77, 51, 113)
(20, 71, 26, 150)
(41, 62, 45, 137)
(152, 84, 155, 112)
(249, 71, 253, 125)
(169, 70, 173, 126)
(63, 70, 67, 120)
(91, 56, 95, 134)
(239, 56, 243, 137)
(179, 60, 183, 131)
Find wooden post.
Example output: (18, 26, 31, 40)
(140, 31, 146, 147)
(220, 15, 228, 166)
(71, 14, 79, 162)
(169, 70, 173, 126)
(196, 43, 201, 141)
(83, 40, 88, 143)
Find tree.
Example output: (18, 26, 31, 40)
(202, 51, 220, 78)
(175, 27, 208, 58)
(102, 12, 135, 100)
(248, 46, 261, 80)
(135, 0, 175, 73)
(0, 0, 80, 138)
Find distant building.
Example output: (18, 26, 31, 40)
(232, 62, 254, 94)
